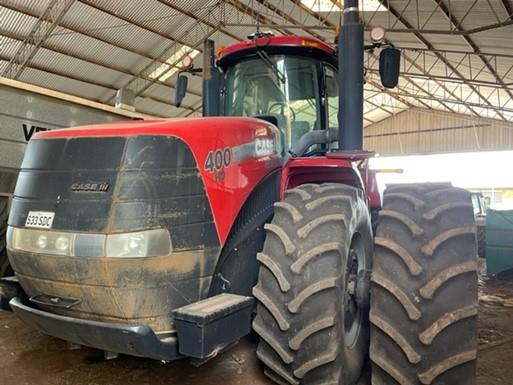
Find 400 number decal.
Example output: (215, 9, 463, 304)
(204, 148, 232, 172)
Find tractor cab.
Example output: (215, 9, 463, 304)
(219, 35, 338, 151)
(176, 34, 398, 155)
(174, 35, 340, 154)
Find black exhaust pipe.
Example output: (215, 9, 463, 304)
(203, 39, 221, 116)
(338, 0, 364, 151)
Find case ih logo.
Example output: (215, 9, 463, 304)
(71, 182, 110, 192)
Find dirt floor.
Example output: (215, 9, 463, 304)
(1, 276, 513, 385)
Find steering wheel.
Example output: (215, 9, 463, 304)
(268, 102, 296, 122)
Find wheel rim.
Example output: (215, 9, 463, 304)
(344, 234, 365, 348)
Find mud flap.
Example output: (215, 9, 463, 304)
(173, 293, 254, 359)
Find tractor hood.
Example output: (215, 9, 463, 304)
(14, 117, 281, 245)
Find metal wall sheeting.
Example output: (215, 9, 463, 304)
(364, 108, 513, 155)
(0, 81, 136, 171)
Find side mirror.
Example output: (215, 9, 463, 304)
(379, 47, 401, 89)
(175, 74, 188, 107)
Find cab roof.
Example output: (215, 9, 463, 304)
(217, 36, 337, 67)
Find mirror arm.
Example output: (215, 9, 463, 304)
(179, 67, 203, 75)
(364, 41, 395, 51)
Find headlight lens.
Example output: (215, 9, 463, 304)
(9, 228, 74, 256)
(106, 229, 172, 258)
(36, 235, 48, 249)
(55, 236, 69, 251)
(7, 227, 172, 258)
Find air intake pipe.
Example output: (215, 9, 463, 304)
(338, 0, 364, 151)
(288, 129, 338, 159)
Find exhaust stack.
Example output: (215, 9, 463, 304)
(203, 39, 221, 116)
(338, 0, 364, 151)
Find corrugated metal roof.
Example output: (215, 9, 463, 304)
(0, 0, 513, 129)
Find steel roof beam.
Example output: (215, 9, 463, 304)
(2, 0, 75, 79)
(367, 68, 513, 88)
(0, 2, 178, 67)
(378, 89, 513, 116)
(397, 46, 513, 61)
(0, 2, 204, 101)
(158, 0, 243, 42)
(111, 0, 284, 106)
(376, 0, 506, 120)
(222, 0, 294, 35)
(0, 27, 202, 99)
(110, 6, 226, 104)
(77, 0, 202, 50)
(288, 0, 463, 113)
(434, 0, 513, 112)
(240, 0, 415, 114)
(219, 21, 513, 34)
(0, 52, 189, 114)
(253, 0, 322, 38)
(502, 0, 513, 18)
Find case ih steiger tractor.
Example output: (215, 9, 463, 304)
(0, 1, 478, 384)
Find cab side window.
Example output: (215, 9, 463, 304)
(325, 66, 339, 130)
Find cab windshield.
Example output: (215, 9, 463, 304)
(224, 55, 335, 151)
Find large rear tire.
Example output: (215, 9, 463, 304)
(253, 183, 373, 385)
(0, 197, 12, 277)
(370, 184, 478, 385)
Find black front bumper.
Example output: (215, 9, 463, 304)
(9, 297, 180, 361)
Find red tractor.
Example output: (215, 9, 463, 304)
(1, 1, 478, 384)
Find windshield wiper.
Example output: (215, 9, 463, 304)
(256, 50, 286, 83)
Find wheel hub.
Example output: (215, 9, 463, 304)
(344, 248, 361, 346)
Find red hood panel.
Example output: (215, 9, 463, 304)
(34, 117, 268, 140)
(33, 117, 282, 245)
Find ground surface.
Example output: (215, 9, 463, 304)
(1, 277, 512, 385)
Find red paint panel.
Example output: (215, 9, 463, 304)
(361, 169, 382, 210)
(34, 117, 281, 245)
(280, 157, 363, 199)
(219, 35, 335, 58)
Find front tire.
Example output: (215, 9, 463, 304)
(253, 183, 373, 385)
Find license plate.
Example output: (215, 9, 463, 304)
(25, 211, 55, 229)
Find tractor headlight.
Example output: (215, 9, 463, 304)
(7, 227, 172, 258)
(106, 229, 172, 258)
(9, 228, 74, 256)
(36, 235, 48, 249)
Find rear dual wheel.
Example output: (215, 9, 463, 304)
(370, 184, 478, 385)
(253, 183, 373, 385)
(253, 182, 478, 385)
